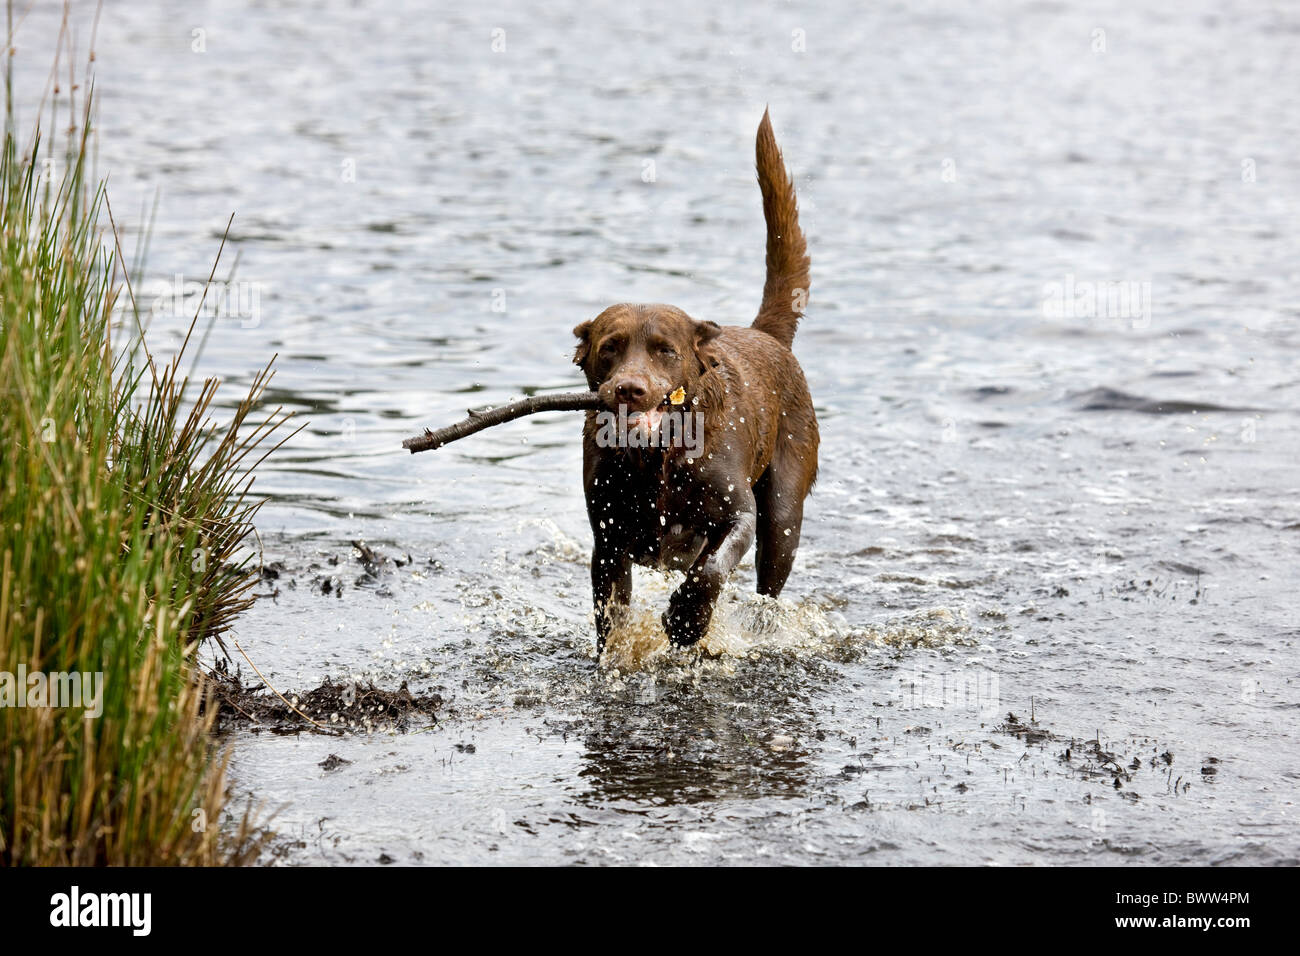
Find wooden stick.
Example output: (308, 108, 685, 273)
(402, 391, 603, 453)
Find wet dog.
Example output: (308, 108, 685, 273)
(573, 109, 818, 652)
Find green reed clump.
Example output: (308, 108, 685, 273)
(0, 37, 293, 864)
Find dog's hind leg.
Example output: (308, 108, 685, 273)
(754, 458, 810, 598)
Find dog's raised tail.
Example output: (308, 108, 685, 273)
(752, 108, 809, 351)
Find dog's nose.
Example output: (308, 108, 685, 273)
(615, 379, 648, 404)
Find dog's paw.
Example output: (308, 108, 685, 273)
(662, 605, 705, 647)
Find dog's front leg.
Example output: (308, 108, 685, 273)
(663, 509, 756, 647)
(591, 545, 631, 654)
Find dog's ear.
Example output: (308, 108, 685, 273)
(693, 320, 722, 373)
(572, 321, 593, 367)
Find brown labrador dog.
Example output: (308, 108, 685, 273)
(572, 109, 818, 651)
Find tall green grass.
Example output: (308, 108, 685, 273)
(0, 22, 293, 865)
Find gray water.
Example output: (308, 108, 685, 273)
(13, 0, 1299, 864)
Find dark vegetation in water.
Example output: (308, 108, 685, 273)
(206, 665, 444, 735)
(998, 712, 1218, 798)
(253, 539, 423, 601)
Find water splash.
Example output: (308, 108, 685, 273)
(600, 569, 976, 674)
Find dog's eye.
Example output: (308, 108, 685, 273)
(657, 345, 678, 358)
(599, 340, 619, 355)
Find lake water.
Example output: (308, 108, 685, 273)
(13, 0, 1299, 864)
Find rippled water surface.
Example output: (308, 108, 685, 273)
(14, 0, 1300, 864)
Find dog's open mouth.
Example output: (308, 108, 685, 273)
(626, 402, 668, 436)
(623, 387, 684, 439)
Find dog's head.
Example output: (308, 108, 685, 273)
(573, 304, 721, 429)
